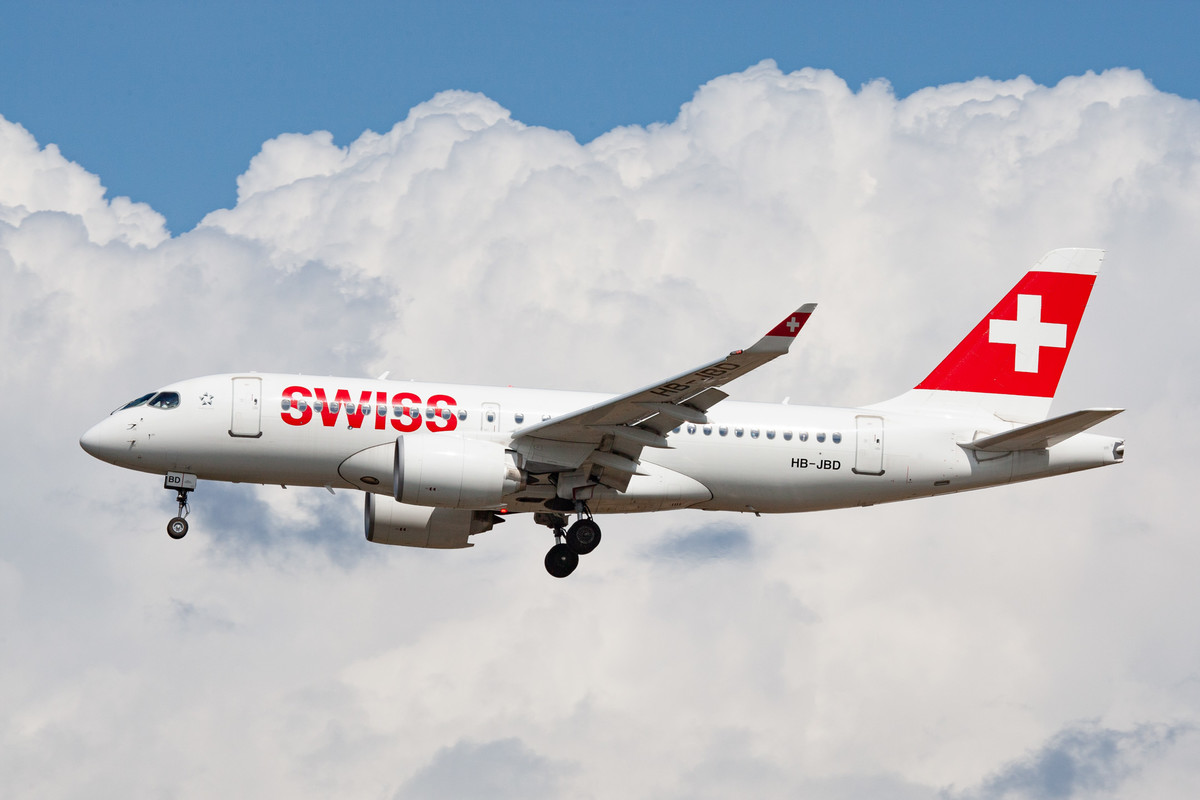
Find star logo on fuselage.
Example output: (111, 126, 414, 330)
(200, 392, 214, 406)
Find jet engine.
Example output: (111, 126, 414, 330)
(365, 493, 501, 549)
(394, 435, 524, 508)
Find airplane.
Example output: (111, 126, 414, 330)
(80, 248, 1124, 578)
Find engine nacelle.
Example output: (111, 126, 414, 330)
(394, 435, 524, 509)
(365, 494, 499, 549)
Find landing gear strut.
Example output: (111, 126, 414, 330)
(164, 472, 197, 540)
(167, 489, 190, 539)
(536, 504, 602, 578)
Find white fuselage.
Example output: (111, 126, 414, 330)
(80, 373, 1124, 517)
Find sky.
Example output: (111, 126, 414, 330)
(3, 3, 1200, 799)
(4, 1, 1200, 232)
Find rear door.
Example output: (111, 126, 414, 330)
(853, 415, 884, 475)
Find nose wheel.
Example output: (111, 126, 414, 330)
(167, 513, 189, 539)
(536, 505, 602, 578)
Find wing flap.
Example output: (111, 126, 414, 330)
(962, 408, 1124, 452)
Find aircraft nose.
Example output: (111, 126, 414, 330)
(80, 418, 122, 462)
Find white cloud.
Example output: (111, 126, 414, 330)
(3, 61, 1199, 797)
(0, 116, 167, 247)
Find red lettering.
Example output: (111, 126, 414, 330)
(344, 390, 372, 428)
(390, 392, 421, 432)
(281, 386, 312, 426)
(426, 394, 458, 432)
(375, 391, 388, 430)
(313, 388, 372, 428)
(285, 387, 460, 433)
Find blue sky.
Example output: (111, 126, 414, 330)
(3, 1, 1199, 231)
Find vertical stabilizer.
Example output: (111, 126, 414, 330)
(873, 248, 1103, 422)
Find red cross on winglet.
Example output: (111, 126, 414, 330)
(765, 304, 816, 338)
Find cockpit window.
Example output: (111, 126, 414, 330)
(148, 392, 181, 410)
(114, 392, 155, 413)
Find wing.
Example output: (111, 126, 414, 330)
(510, 304, 817, 491)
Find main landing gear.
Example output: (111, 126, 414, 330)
(537, 505, 603, 579)
(164, 472, 197, 540)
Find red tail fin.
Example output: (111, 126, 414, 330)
(878, 248, 1103, 421)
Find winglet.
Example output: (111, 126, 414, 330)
(745, 303, 817, 354)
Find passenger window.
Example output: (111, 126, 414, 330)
(766, 429, 776, 440)
(486, 411, 495, 422)
(832, 432, 842, 444)
(458, 409, 468, 421)
(750, 429, 759, 439)
(703, 425, 712, 436)
(799, 432, 808, 442)
(314, 400, 324, 413)
(783, 430, 792, 441)
(719, 426, 728, 437)
(427, 407, 435, 419)
(817, 432, 826, 443)
(377, 405, 387, 417)
(280, 398, 291, 411)
(673, 426, 682, 434)
(514, 412, 524, 423)
(735, 427, 744, 438)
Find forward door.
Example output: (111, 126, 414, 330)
(230, 377, 263, 438)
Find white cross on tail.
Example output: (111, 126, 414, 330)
(988, 294, 1067, 373)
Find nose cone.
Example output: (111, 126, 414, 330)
(80, 418, 123, 463)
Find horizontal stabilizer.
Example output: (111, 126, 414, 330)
(962, 408, 1124, 453)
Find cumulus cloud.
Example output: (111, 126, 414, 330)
(0, 117, 167, 246)
(3, 61, 1200, 797)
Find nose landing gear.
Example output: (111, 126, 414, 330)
(164, 472, 197, 540)
(167, 490, 191, 539)
(536, 504, 602, 578)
